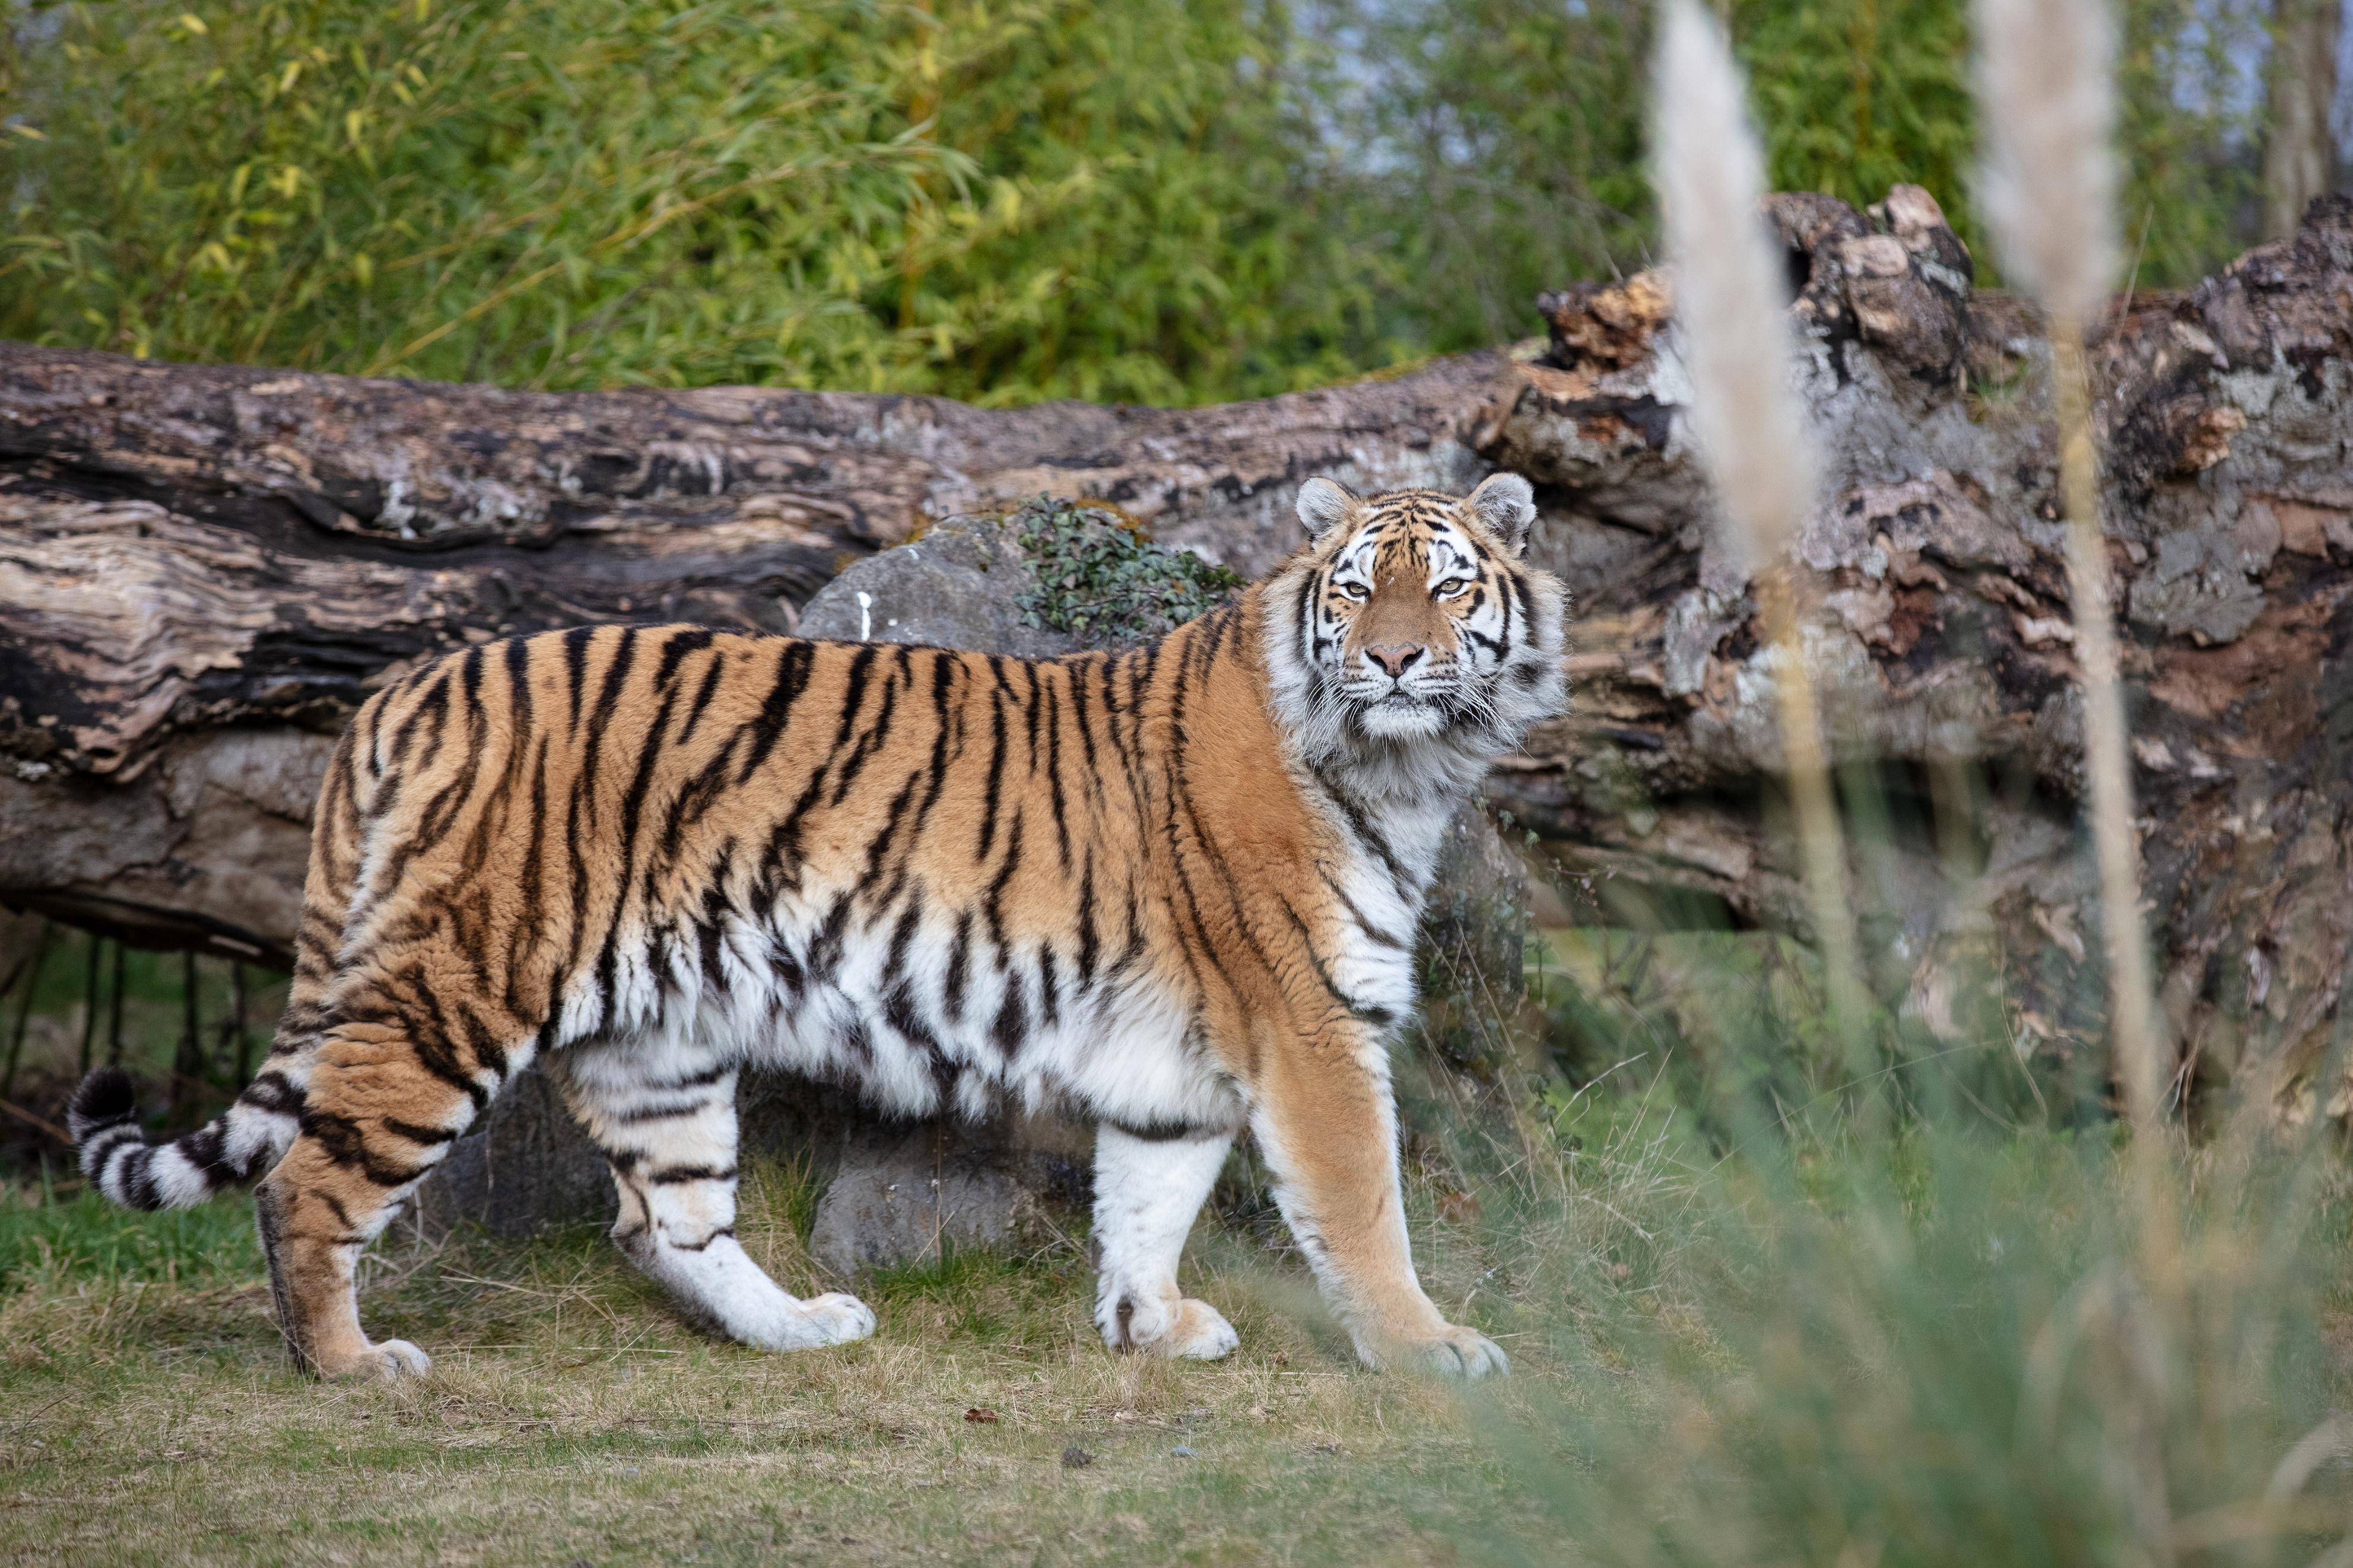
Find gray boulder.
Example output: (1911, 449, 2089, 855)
(805, 1118, 1087, 1274)
(1415, 803, 1534, 1076)
(790, 511, 1095, 1269)
(410, 1062, 613, 1239)
(795, 512, 1084, 657)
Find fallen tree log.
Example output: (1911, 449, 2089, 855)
(0, 343, 1496, 960)
(4, 188, 2351, 1121)
(1490, 189, 2353, 1119)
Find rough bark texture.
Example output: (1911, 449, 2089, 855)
(0, 345, 1491, 962)
(1490, 189, 2353, 1118)
(6, 187, 2353, 1121)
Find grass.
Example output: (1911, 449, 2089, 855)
(8, 930, 2353, 1567)
(0, 1140, 1563, 1568)
(9, 1057, 2351, 1567)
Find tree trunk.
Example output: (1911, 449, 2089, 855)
(5, 188, 2353, 1122)
(2263, 0, 2342, 242)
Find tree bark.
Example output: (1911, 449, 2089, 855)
(1489, 189, 2353, 1121)
(4, 188, 2352, 1119)
(0, 345, 1494, 960)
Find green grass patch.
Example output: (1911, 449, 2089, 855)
(0, 1182, 262, 1293)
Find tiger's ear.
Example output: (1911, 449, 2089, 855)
(1466, 472, 1537, 556)
(1295, 477, 1361, 540)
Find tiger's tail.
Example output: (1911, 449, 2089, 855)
(68, 1056, 309, 1211)
(68, 725, 370, 1211)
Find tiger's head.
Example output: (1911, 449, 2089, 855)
(1264, 473, 1568, 778)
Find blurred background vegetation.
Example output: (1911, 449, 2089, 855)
(0, 0, 2328, 403)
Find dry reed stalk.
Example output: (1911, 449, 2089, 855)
(1976, 1, 2177, 1347)
(1973, 0, 2164, 1147)
(1650, 0, 1869, 1043)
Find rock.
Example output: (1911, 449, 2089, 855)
(796, 513, 1085, 658)
(411, 1062, 614, 1239)
(796, 510, 1087, 1271)
(1415, 802, 1534, 1075)
(805, 1121, 1064, 1275)
(793, 502, 1220, 1272)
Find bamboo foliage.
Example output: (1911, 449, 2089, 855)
(0, 0, 1380, 406)
(0, 0, 2280, 405)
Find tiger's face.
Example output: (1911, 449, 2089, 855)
(1273, 473, 1568, 759)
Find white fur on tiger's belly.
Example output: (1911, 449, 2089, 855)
(542, 877, 1248, 1140)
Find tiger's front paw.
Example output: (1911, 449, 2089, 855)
(1155, 1298, 1240, 1360)
(804, 1292, 878, 1346)
(767, 1292, 875, 1350)
(1098, 1288, 1239, 1361)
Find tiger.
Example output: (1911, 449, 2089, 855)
(69, 472, 1567, 1382)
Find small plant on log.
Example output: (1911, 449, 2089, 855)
(1009, 498, 1241, 647)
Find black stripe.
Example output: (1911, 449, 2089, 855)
(561, 625, 596, 731)
(854, 768, 926, 898)
(1075, 856, 1101, 986)
(881, 896, 922, 984)
(298, 1109, 430, 1188)
(1036, 946, 1060, 1030)
(1043, 673, 1072, 872)
(239, 1069, 303, 1117)
(827, 647, 904, 805)
(1068, 658, 1105, 805)
(805, 893, 855, 985)
(981, 812, 1025, 952)
(611, 1096, 722, 1125)
(990, 975, 1028, 1061)
(904, 650, 960, 844)
(738, 640, 818, 781)
(675, 643, 729, 749)
(654, 626, 717, 691)
(650, 1060, 733, 1093)
(646, 1163, 738, 1185)
(944, 910, 973, 1025)
(1319, 867, 1408, 949)
(666, 1226, 736, 1253)
(504, 633, 536, 740)
(884, 982, 943, 1058)
(1021, 661, 1041, 772)
(976, 679, 1009, 859)
(1103, 1117, 1227, 1143)
(577, 626, 645, 834)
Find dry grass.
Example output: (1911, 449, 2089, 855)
(0, 1152, 1601, 1568)
(7, 1031, 2351, 1568)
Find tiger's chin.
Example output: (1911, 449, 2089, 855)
(1351, 693, 1450, 740)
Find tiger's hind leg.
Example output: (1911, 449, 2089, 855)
(256, 1017, 488, 1380)
(558, 1045, 875, 1352)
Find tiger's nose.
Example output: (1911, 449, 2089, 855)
(1365, 643, 1425, 679)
